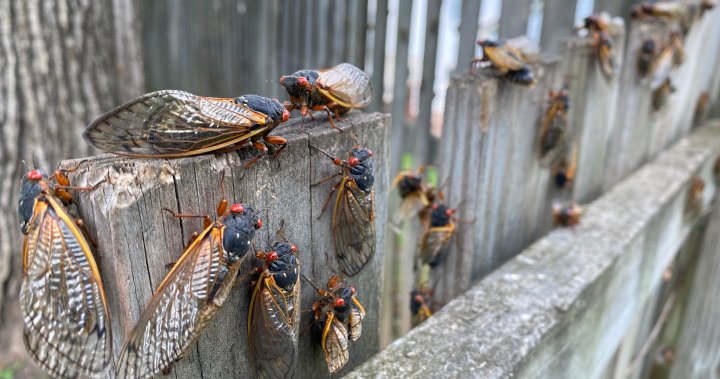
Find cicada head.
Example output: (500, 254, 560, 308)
(348, 148, 375, 192)
(18, 168, 49, 233)
(429, 203, 453, 227)
(279, 70, 319, 99)
(398, 174, 423, 199)
(222, 204, 261, 262)
(267, 241, 299, 290)
(235, 95, 290, 124)
(332, 287, 356, 318)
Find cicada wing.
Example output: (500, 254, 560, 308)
(317, 63, 373, 109)
(395, 193, 429, 223)
(347, 298, 366, 341)
(83, 90, 270, 157)
(540, 103, 567, 162)
(248, 276, 300, 379)
(419, 225, 455, 267)
(321, 315, 350, 374)
(332, 181, 376, 276)
(115, 226, 232, 379)
(20, 198, 112, 378)
(650, 48, 673, 90)
(484, 45, 527, 73)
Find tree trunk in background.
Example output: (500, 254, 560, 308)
(0, 0, 143, 374)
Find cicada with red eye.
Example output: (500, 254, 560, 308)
(310, 275, 365, 374)
(83, 90, 290, 166)
(248, 229, 300, 379)
(540, 89, 570, 164)
(391, 166, 436, 223)
(553, 202, 583, 226)
(410, 288, 433, 327)
(419, 202, 457, 268)
(114, 201, 262, 378)
(18, 167, 112, 378)
(313, 146, 376, 276)
(279, 63, 373, 129)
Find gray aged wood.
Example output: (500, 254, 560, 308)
(369, 0, 389, 112)
(61, 112, 389, 378)
(346, 120, 720, 379)
(389, 0, 414, 176)
(412, 0, 443, 165)
(0, 0, 143, 373)
(562, 19, 625, 204)
(669, 191, 720, 378)
(455, 0, 483, 72)
(498, 0, 532, 39)
(540, 0, 578, 54)
(604, 9, 720, 191)
(432, 54, 563, 302)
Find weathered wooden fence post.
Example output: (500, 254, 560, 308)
(433, 53, 564, 302)
(62, 113, 389, 378)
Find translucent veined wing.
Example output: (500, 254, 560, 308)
(248, 275, 300, 379)
(650, 47, 674, 90)
(347, 298, 366, 341)
(84, 90, 271, 157)
(420, 224, 455, 267)
(396, 192, 430, 223)
(115, 225, 237, 379)
(317, 63, 373, 109)
(332, 179, 376, 276)
(321, 314, 350, 374)
(21, 197, 112, 378)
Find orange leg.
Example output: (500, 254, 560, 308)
(318, 180, 343, 219)
(264, 135, 288, 158)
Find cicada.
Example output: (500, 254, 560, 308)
(391, 166, 435, 223)
(576, 14, 618, 80)
(473, 39, 535, 86)
(279, 63, 373, 129)
(83, 90, 290, 165)
(637, 39, 657, 78)
(314, 146, 376, 276)
(248, 230, 300, 379)
(553, 202, 583, 226)
(669, 31, 685, 66)
(540, 89, 569, 163)
(115, 200, 261, 378)
(410, 289, 433, 327)
(653, 78, 676, 111)
(693, 92, 710, 126)
(419, 202, 457, 268)
(552, 143, 578, 190)
(310, 275, 365, 374)
(18, 167, 112, 378)
(630, 2, 694, 32)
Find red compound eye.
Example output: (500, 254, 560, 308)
(27, 170, 43, 181)
(298, 77, 309, 88)
(349, 286, 356, 294)
(333, 298, 345, 307)
(230, 204, 245, 214)
(290, 244, 298, 253)
(348, 157, 360, 166)
(282, 109, 290, 122)
(256, 219, 263, 229)
(432, 204, 439, 210)
(266, 251, 278, 262)
(366, 149, 373, 157)
(446, 209, 455, 217)
(279, 76, 286, 85)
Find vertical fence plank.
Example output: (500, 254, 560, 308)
(369, 0, 389, 112)
(539, 0, 577, 54)
(413, 0, 443, 165)
(390, 0, 414, 175)
(456, 0, 482, 71)
(499, 0, 533, 38)
(433, 54, 563, 302)
(562, 20, 625, 204)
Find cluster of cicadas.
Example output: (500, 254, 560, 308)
(631, 0, 715, 111)
(17, 62, 375, 378)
